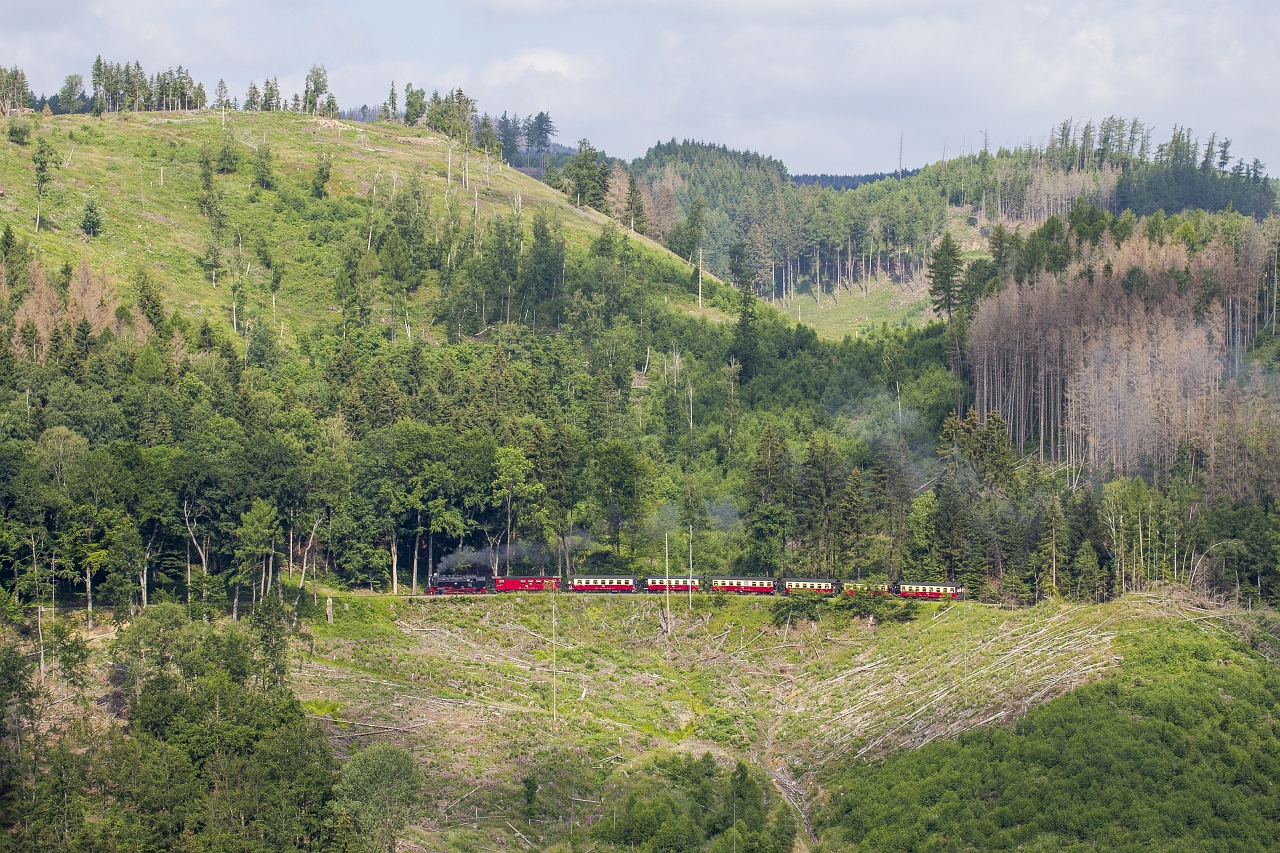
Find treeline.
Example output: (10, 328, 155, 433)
(338, 87, 560, 175)
(5, 58, 209, 116)
(87, 56, 207, 113)
(1117, 126, 1273, 217)
(360, 81, 556, 176)
(792, 170, 920, 191)
(496, 111, 558, 169)
(0, 59, 342, 119)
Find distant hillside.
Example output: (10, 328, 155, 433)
(792, 169, 921, 190)
(625, 139, 796, 280)
(614, 121, 1276, 329)
(621, 138, 947, 329)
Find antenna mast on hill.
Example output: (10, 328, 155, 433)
(898, 133, 903, 181)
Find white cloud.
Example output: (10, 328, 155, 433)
(480, 48, 598, 87)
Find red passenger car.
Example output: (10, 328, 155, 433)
(644, 576, 702, 592)
(494, 576, 560, 592)
(844, 581, 891, 595)
(709, 577, 778, 594)
(780, 578, 837, 595)
(896, 582, 961, 599)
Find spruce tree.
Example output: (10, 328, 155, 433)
(999, 513, 1032, 605)
(903, 492, 940, 582)
(975, 411, 1016, 489)
(312, 154, 331, 199)
(932, 474, 969, 581)
(1035, 497, 1067, 598)
(928, 231, 963, 322)
(835, 467, 868, 576)
(253, 145, 273, 190)
(797, 434, 846, 576)
(198, 143, 214, 191)
(729, 242, 759, 379)
(1073, 541, 1102, 602)
(748, 424, 792, 508)
(80, 199, 103, 237)
(216, 135, 238, 174)
(742, 427, 794, 575)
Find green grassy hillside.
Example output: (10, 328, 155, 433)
(0, 110, 713, 341)
(291, 588, 1266, 852)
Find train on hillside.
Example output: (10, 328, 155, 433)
(426, 573, 963, 600)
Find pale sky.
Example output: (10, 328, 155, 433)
(3, 0, 1277, 175)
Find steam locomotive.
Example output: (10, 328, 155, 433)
(427, 574, 962, 600)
